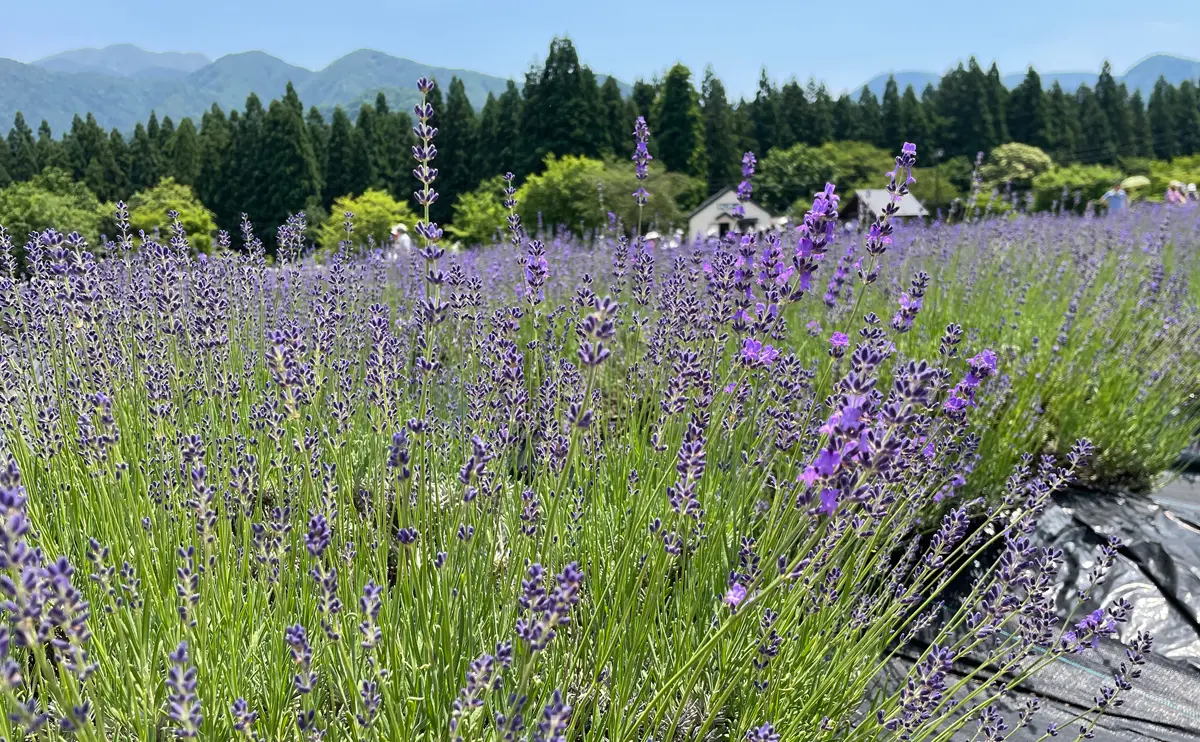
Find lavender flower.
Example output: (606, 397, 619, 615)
(167, 641, 202, 737)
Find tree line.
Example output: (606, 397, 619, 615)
(1, 37, 1196, 244)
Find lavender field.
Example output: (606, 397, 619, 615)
(0, 79, 1195, 741)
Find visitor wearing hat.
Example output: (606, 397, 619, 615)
(392, 223, 412, 252)
(1190, 184, 1198, 202)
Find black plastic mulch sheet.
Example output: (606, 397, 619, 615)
(884, 639, 1200, 741)
(1046, 483, 1200, 669)
(896, 479, 1200, 740)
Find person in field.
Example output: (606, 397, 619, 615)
(392, 224, 412, 253)
(1100, 182, 1129, 213)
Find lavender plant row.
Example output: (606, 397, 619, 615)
(0, 78, 1178, 741)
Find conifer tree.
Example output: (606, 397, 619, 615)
(370, 93, 410, 199)
(1044, 82, 1080, 162)
(1095, 62, 1132, 160)
(159, 116, 176, 165)
(632, 80, 658, 121)
(832, 94, 860, 141)
(806, 81, 835, 145)
(0, 132, 11, 189)
(1129, 90, 1152, 158)
(579, 67, 607, 160)
(750, 70, 780, 154)
(776, 81, 806, 150)
(170, 118, 201, 186)
(229, 94, 267, 225)
(985, 62, 1009, 142)
(477, 81, 523, 178)
(438, 76, 479, 225)
(519, 38, 602, 176)
(196, 105, 233, 228)
(920, 84, 942, 146)
(599, 76, 627, 155)
(128, 122, 160, 193)
(261, 96, 321, 241)
(354, 104, 378, 190)
(1076, 86, 1115, 164)
(898, 85, 931, 151)
(306, 106, 329, 202)
(36, 121, 68, 172)
(881, 77, 903, 151)
(7, 113, 38, 182)
(324, 107, 369, 209)
(107, 129, 132, 203)
(701, 66, 738, 194)
(852, 87, 883, 146)
(654, 63, 706, 178)
(1176, 81, 1200, 156)
(1007, 68, 1048, 149)
(1148, 77, 1178, 160)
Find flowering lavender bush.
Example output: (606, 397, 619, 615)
(0, 78, 1178, 741)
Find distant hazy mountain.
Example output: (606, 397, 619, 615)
(33, 44, 210, 80)
(2, 45, 629, 135)
(861, 54, 1200, 98)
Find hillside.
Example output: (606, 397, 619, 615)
(2, 45, 529, 134)
(862, 54, 1200, 98)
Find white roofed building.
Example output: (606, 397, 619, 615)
(687, 186, 776, 244)
(841, 189, 929, 225)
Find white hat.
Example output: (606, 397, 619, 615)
(644, 230, 660, 241)
(392, 223, 407, 233)
(1189, 184, 1197, 193)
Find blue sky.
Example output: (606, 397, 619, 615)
(2, 0, 1197, 96)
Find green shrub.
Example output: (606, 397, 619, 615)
(125, 177, 217, 253)
(447, 176, 511, 247)
(517, 155, 701, 235)
(1031, 164, 1123, 213)
(759, 141, 893, 214)
(317, 189, 417, 253)
(980, 143, 1053, 188)
(0, 168, 104, 268)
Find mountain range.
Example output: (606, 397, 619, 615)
(7, 45, 1200, 138)
(2, 45, 621, 136)
(861, 54, 1200, 99)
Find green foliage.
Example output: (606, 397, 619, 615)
(979, 143, 1054, 187)
(317, 188, 416, 253)
(0, 168, 104, 264)
(908, 160, 970, 212)
(758, 141, 894, 214)
(1145, 156, 1200, 200)
(126, 177, 217, 252)
(516, 154, 701, 235)
(1031, 164, 1123, 212)
(447, 175, 509, 246)
(516, 155, 607, 234)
